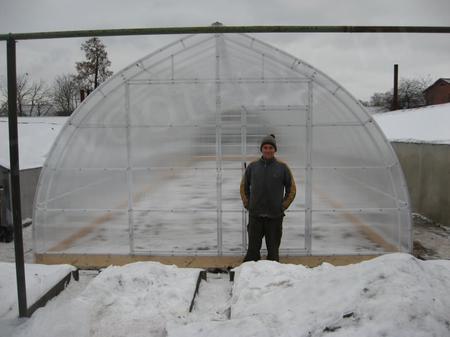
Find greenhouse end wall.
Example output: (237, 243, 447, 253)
(33, 33, 412, 264)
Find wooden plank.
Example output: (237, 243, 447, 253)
(35, 253, 379, 269)
(26, 270, 77, 317)
(189, 271, 207, 312)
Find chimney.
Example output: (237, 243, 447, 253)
(391, 64, 399, 110)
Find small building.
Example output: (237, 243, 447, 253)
(423, 78, 450, 106)
(0, 117, 66, 241)
(0, 164, 41, 241)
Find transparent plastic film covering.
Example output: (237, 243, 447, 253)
(33, 32, 411, 258)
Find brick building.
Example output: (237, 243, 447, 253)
(423, 78, 450, 105)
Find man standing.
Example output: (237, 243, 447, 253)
(240, 134, 296, 262)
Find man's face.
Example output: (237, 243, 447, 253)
(261, 144, 276, 160)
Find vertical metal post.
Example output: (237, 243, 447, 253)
(7, 36, 28, 317)
(391, 64, 399, 111)
(305, 81, 313, 254)
(215, 34, 223, 255)
(125, 83, 134, 253)
(171, 55, 174, 81)
(240, 106, 248, 253)
(261, 54, 265, 79)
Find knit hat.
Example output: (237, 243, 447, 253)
(260, 134, 277, 151)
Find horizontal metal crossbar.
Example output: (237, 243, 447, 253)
(35, 207, 405, 213)
(42, 165, 397, 171)
(1, 25, 450, 41)
(70, 122, 375, 128)
(128, 77, 311, 84)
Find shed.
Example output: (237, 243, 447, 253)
(423, 78, 450, 106)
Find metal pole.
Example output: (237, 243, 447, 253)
(305, 81, 313, 254)
(125, 83, 135, 254)
(391, 64, 399, 111)
(7, 35, 28, 318)
(1, 25, 450, 41)
(215, 32, 223, 256)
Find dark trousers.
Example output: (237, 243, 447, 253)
(243, 215, 283, 262)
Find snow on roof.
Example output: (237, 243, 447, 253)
(373, 103, 450, 145)
(0, 117, 67, 170)
(423, 78, 450, 92)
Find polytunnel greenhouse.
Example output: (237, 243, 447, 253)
(33, 32, 412, 266)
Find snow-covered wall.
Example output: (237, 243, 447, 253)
(0, 117, 67, 170)
(374, 104, 450, 225)
(373, 103, 450, 144)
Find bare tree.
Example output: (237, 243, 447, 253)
(0, 79, 6, 116)
(75, 37, 113, 93)
(0, 74, 52, 116)
(16, 74, 31, 116)
(28, 80, 52, 116)
(370, 76, 433, 111)
(52, 74, 79, 116)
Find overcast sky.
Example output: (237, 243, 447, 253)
(0, 0, 449, 101)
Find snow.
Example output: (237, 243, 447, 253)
(0, 262, 75, 319)
(189, 272, 232, 321)
(0, 117, 67, 170)
(229, 254, 450, 337)
(373, 103, 450, 144)
(11, 262, 201, 337)
(6, 254, 450, 337)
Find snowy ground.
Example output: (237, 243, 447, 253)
(413, 214, 450, 261)
(2, 254, 450, 337)
(0, 262, 75, 320)
(0, 214, 449, 336)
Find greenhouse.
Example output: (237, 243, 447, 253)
(33, 32, 412, 267)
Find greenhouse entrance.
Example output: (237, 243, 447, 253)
(33, 33, 412, 267)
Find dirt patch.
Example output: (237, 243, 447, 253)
(413, 213, 450, 260)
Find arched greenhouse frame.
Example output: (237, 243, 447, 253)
(33, 32, 412, 267)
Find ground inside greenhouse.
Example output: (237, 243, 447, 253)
(0, 214, 449, 337)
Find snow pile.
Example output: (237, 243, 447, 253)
(13, 262, 201, 337)
(0, 262, 75, 319)
(230, 254, 450, 337)
(373, 103, 450, 144)
(0, 117, 67, 170)
(171, 254, 450, 337)
(10, 255, 450, 337)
